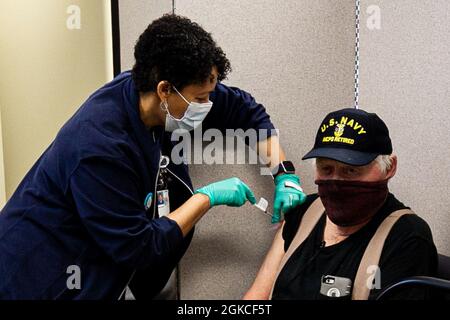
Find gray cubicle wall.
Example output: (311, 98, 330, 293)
(358, 0, 450, 255)
(119, 0, 173, 70)
(120, 0, 356, 299)
(120, 0, 450, 298)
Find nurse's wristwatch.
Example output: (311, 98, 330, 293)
(271, 161, 296, 180)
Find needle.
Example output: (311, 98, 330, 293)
(254, 197, 272, 217)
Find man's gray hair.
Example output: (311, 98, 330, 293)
(374, 154, 393, 174)
(311, 154, 394, 174)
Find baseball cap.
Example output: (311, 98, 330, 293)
(302, 108, 392, 166)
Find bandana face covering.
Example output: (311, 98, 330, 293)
(315, 179, 389, 227)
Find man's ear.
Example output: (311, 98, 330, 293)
(156, 81, 171, 101)
(385, 154, 397, 179)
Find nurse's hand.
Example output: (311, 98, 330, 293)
(272, 174, 306, 224)
(195, 177, 256, 208)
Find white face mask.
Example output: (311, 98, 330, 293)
(162, 86, 213, 132)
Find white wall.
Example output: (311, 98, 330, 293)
(0, 0, 113, 199)
(0, 110, 6, 208)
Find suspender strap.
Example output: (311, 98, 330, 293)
(269, 197, 325, 298)
(351, 208, 414, 300)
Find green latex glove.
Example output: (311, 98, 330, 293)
(273, 174, 306, 223)
(195, 177, 256, 207)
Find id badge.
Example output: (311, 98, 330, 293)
(157, 189, 170, 217)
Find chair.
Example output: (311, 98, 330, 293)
(437, 253, 450, 280)
(376, 254, 450, 300)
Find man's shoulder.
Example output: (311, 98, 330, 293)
(392, 212, 434, 242)
(379, 195, 437, 277)
(386, 193, 434, 241)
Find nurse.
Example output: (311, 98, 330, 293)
(0, 14, 305, 299)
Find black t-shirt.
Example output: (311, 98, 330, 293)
(272, 193, 438, 300)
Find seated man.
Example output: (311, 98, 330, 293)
(244, 108, 437, 300)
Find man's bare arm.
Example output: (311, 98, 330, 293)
(243, 223, 286, 300)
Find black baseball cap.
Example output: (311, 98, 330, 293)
(302, 108, 392, 166)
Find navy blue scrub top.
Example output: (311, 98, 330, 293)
(0, 71, 275, 299)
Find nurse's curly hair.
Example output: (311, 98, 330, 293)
(132, 14, 231, 93)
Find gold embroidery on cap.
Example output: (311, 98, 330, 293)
(321, 116, 367, 145)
